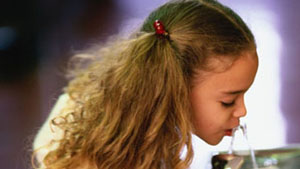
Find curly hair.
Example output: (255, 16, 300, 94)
(33, 0, 256, 169)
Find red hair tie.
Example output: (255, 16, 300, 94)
(153, 20, 169, 38)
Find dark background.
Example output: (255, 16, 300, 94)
(0, 0, 299, 168)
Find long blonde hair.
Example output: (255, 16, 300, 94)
(35, 0, 256, 168)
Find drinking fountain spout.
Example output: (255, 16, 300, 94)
(211, 154, 244, 169)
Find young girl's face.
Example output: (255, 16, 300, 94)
(189, 51, 258, 145)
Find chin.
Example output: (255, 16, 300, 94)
(207, 140, 221, 145)
(203, 136, 224, 145)
(193, 132, 224, 145)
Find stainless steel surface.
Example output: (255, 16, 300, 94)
(212, 145, 300, 169)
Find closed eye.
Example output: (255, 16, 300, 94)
(221, 101, 235, 107)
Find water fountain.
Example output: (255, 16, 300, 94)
(211, 124, 300, 169)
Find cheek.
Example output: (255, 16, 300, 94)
(190, 94, 218, 130)
(190, 94, 232, 132)
(191, 104, 218, 130)
(189, 90, 234, 144)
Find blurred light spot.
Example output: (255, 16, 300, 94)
(0, 26, 17, 50)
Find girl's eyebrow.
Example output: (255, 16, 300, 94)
(222, 89, 247, 95)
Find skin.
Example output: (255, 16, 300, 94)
(189, 51, 258, 145)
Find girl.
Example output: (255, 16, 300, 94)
(33, 0, 258, 168)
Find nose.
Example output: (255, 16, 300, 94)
(233, 97, 247, 118)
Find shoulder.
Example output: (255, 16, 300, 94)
(33, 93, 70, 165)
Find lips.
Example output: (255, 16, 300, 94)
(225, 129, 233, 136)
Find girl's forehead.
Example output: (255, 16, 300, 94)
(191, 52, 258, 94)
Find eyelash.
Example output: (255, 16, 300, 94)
(221, 101, 235, 107)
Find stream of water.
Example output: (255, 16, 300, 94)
(228, 124, 258, 169)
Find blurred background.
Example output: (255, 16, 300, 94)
(0, 0, 299, 168)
